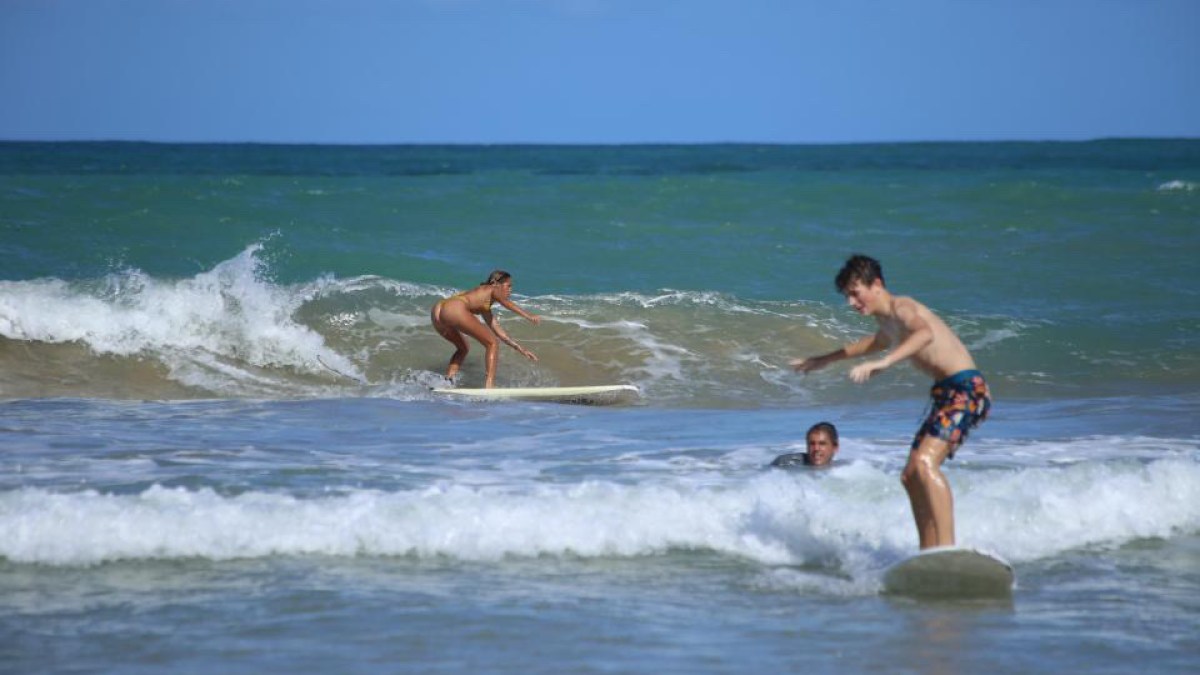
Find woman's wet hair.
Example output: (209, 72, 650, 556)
(484, 270, 512, 286)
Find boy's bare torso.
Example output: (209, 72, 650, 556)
(877, 295, 976, 381)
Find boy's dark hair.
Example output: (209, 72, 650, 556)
(835, 255, 884, 293)
(806, 421, 839, 446)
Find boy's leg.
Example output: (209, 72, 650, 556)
(901, 435, 956, 549)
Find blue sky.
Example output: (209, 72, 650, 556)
(2, 0, 1197, 144)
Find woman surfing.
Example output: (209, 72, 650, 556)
(430, 270, 541, 388)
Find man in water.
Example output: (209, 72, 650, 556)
(771, 422, 840, 468)
(790, 255, 991, 550)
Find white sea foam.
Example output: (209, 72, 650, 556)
(1156, 180, 1197, 192)
(4, 458, 1196, 570)
(0, 242, 1177, 405)
(4, 249, 819, 399)
(0, 243, 366, 394)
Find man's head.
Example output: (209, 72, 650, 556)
(804, 421, 839, 466)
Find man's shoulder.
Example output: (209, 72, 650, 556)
(770, 452, 810, 468)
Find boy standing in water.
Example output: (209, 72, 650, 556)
(790, 255, 991, 550)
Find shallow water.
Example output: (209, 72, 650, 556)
(2, 396, 1198, 673)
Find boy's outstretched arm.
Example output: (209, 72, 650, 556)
(848, 303, 932, 382)
(792, 332, 886, 372)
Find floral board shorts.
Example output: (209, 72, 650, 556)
(911, 369, 991, 458)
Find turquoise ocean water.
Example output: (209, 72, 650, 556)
(2, 141, 1198, 672)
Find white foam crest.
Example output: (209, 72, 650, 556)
(0, 482, 763, 566)
(325, 274, 448, 299)
(0, 244, 364, 386)
(605, 289, 731, 309)
(1156, 180, 1197, 192)
(5, 458, 1195, 569)
(607, 320, 695, 383)
(0, 471, 901, 568)
(572, 289, 815, 318)
(958, 458, 1200, 561)
(539, 315, 695, 385)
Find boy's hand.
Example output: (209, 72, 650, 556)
(790, 356, 823, 373)
(849, 360, 886, 383)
